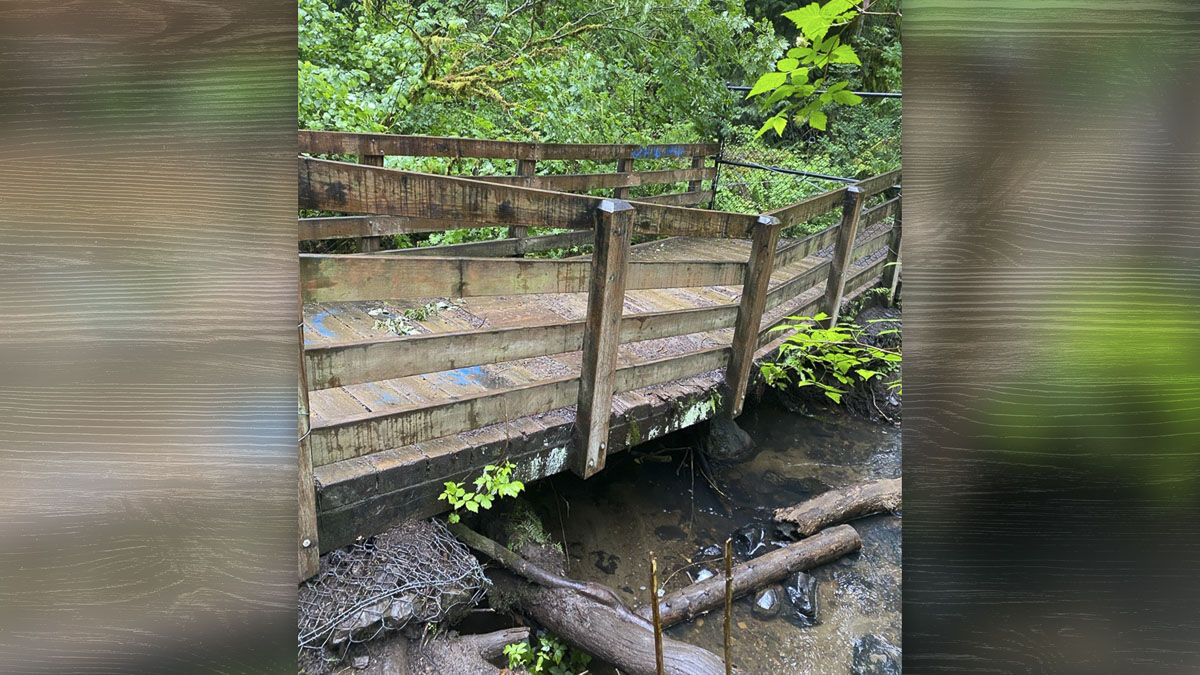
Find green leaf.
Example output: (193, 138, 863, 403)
(833, 90, 863, 105)
(464, 500, 479, 513)
(746, 71, 787, 98)
(822, 0, 855, 16)
(776, 57, 799, 71)
(772, 115, 787, 136)
(830, 44, 861, 65)
(825, 391, 842, 403)
(809, 110, 827, 130)
(448, 512, 460, 523)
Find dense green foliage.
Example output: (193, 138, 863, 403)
(761, 311, 901, 403)
(300, 0, 781, 147)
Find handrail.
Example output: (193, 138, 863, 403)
(299, 156, 767, 239)
(299, 129, 719, 161)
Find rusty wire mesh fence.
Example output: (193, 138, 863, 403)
(297, 519, 488, 660)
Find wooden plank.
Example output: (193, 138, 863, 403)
(305, 300, 741, 391)
(862, 196, 899, 229)
(300, 129, 718, 161)
(299, 156, 600, 230)
(474, 166, 714, 192)
(574, 200, 633, 478)
(297, 296, 320, 582)
(757, 256, 889, 350)
(764, 226, 892, 313)
(764, 168, 901, 230)
(298, 214, 453, 241)
(634, 190, 712, 206)
(724, 216, 784, 418)
(299, 254, 746, 302)
(299, 157, 765, 239)
(853, 169, 901, 199)
(774, 224, 841, 269)
(767, 184, 846, 229)
(821, 186, 867, 326)
(309, 344, 730, 466)
(373, 230, 593, 258)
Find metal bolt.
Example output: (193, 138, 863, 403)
(302, 538, 312, 548)
(600, 442, 606, 451)
(588, 459, 595, 467)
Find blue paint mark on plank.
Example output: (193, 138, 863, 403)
(442, 365, 486, 387)
(310, 310, 339, 339)
(631, 145, 687, 160)
(364, 382, 401, 405)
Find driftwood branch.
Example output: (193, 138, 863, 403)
(448, 521, 725, 675)
(774, 478, 901, 537)
(638, 524, 862, 628)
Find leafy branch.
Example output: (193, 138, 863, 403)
(760, 312, 901, 403)
(747, 0, 865, 137)
(439, 461, 525, 524)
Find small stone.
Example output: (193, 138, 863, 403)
(737, 621, 748, 630)
(851, 635, 901, 675)
(732, 524, 767, 559)
(692, 568, 715, 583)
(784, 571, 819, 625)
(751, 586, 781, 619)
(701, 417, 756, 462)
(351, 654, 370, 670)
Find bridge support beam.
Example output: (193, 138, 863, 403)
(821, 186, 866, 327)
(574, 199, 634, 478)
(725, 215, 783, 418)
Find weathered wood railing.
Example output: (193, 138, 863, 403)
(298, 130, 719, 254)
(297, 131, 899, 579)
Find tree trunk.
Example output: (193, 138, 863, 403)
(449, 522, 725, 675)
(407, 627, 530, 675)
(637, 524, 861, 628)
(489, 570, 725, 675)
(774, 478, 901, 537)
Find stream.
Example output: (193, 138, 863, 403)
(524, 397, 901, 674)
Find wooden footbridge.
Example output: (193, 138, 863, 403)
(296, 130, 901, 579)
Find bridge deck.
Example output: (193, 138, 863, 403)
(305, 228, 889, 551)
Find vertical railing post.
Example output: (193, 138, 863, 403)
(724, 214, 784, 418)
(613, 157, 634, 200)
(297, 294, 320, 582)
(356, 154, 385, 253)
(821, 186, 866, 327)
(573, 199, 634, 478)
(880, 190, 903, 307)
(510, 158, 537, 242)
(687, 155, 706, 198)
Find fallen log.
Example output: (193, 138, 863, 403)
(449, 522, 725, 675)
(408, 627, 531, 675)
(638, 524, 861, 628)
(774, 478, 901, 537)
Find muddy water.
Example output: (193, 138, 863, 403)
(524, 398, 901, 674)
